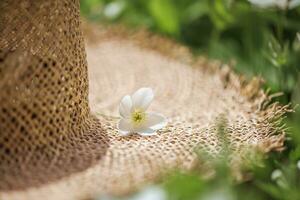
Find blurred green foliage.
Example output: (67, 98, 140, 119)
(81, 0, 300, 96)
(81, 0, 300, 199)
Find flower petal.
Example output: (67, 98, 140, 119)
(119, 95, 132, 118)
(131, 87, 154, 110)
(117, 118, 132, 136)
(136, 127, 157, 136)
(145, 112, 167, 130)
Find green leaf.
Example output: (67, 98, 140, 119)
(164, 172, 204, 200)
(183, 1, 210, 21)
(80, 0, 102, 16)
(289, 146, 300, 162)
(148, 0, 179, 34)
(256, 181, 283, 199)
(209, 0, 234, 31)
(264, 35, 290, 68)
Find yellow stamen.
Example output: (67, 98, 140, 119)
(131, 109, 146, 125)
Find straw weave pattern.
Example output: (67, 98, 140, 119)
(0, 1, 289, 199)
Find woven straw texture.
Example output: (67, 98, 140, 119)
(0, 0, 289, 200)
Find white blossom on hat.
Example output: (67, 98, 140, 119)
(118, 87, 167, 136)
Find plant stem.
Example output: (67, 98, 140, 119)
(276, 7, 287, 44)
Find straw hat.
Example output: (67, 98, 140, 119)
(0, 0, 290, 199)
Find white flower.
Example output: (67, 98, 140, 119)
(271, 169, 283, 180)
(103, 1, 125, 19)
(297, 160, 300, 170)
(118, 87, 167, 136)
(201, 188, 233, 200)
(248, 0, 300, 9)
(131, 186, 166, 200)
(97, 186, 166, 200)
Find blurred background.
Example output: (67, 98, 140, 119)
(80, 0, 300, 199)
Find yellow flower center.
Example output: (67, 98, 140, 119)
(131, 109, 146, 125)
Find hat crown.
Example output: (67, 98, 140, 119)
(0, 0, 88, 140)
(0, 0, 103, 190)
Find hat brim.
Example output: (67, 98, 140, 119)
(0, 23, 289, 200)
